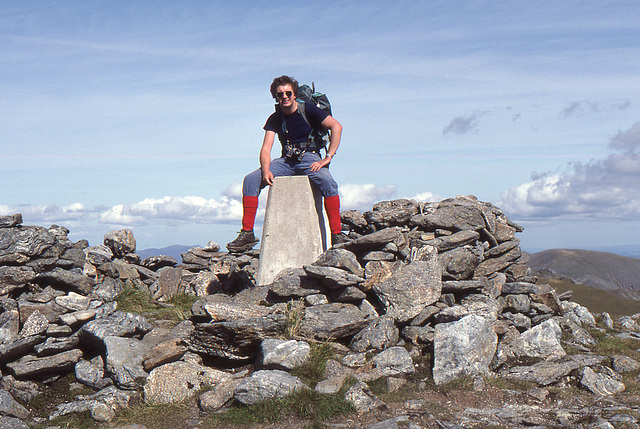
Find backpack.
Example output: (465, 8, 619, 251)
(276, 83, 332, 154)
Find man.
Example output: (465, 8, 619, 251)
(226, 75, 344, 253)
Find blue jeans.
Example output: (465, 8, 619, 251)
(242, 152, 339, 197)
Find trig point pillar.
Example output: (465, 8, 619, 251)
(256, 176, 331, 286)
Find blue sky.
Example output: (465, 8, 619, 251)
(2, 1, 640, 253)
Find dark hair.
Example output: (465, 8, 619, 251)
(270, 75, 299, 98)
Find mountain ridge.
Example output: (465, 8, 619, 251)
(530, 248, 640, 300)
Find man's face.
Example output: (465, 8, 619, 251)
(275, 84, 295, 107)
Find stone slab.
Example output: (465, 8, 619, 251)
(256, 176, 330, 286)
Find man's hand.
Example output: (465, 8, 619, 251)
(310, 157, 331, 172)
(262, 169, 275, 186)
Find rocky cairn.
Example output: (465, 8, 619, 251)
(0, 196, 638, 428)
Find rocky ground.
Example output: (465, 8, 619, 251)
(2, 197, 640, 428)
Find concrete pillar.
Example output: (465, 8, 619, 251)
(256, 176, 330, 286)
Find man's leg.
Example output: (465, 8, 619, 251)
(297, 153, 345, 242)
(228, 158, 295, 252)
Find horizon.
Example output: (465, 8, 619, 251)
(2, 1, 640, 253)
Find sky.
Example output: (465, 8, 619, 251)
(2, 0, 640, 254)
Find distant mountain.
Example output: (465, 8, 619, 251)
(530, 249, 640, 300)
(137, 245, 194, 261)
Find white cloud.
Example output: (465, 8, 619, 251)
(339, 183, 397, 211)
(500, 121, 640, 222)
(410, 192, 442, 203)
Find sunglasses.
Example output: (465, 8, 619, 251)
(276, 91, 293, 100)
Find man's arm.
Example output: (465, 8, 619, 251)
(260, 130, 277, 185)
(310, 115, 343, 172)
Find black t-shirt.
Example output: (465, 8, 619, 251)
(264, 102, 328, 146)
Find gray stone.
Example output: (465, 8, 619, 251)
(84, 244, 114, 265)
(612, 355, 640, 373)
(144, 360, 233, 404)
(18, 309, 49, 338)
(35, 268, 96, 295)
(0, 267, 36, 295)
(0, 389, 30, 420)
(6, 349, 83, 377)
(350, 316, 399, 352)
(579, 366, 625, 396)
(81, 311, 152, 342)
(256, 338, 310, 370)
(189, 315, 286, 360)
(75, 356, 112, 390)
(433, 314, 497, 385)
(505, 356, 580, 386)
(233, 370, 306, 405)
(198, 378, 241, 412)
(150, 266, 183, 302)
(344, 381, 387, 413)
(33, 335, 80, 356)
(439, 246, 481, 280)
(141, 255, 178, 270)
(313, 248, 364, 277)
(104, 336, 149, 389)
(49, 385, 132, 420)
(103, 229, 136, 257)
(364, 199, 420, 229)
(0, 225, 56, 259)
(300, 303, 373, 340)
(372, 259, 442, 323)
(0, 335, 46, 364)
(0, 416, 29, 429)
(303, 265, 365, 289)
(269, 268, 324, 297)
(0, 213, 22, 228)
(509, 319, 566, 360)
(371, 346, 415, 378)
(94, 277, 124, 302)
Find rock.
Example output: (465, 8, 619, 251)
(104, 229, 136, 257)
(370, 346, 415, 378)
(35, 268, 96, 295)
(0, 389, 30, 420)
(150, 266, 183, 302)
(233, 370, 306, 405)
(269, 268, 325, 297)
(372, 258, 442, 323)
(141, 255, 178, 270)
(579, 366, 625, 396)
(84, 244, 114, 266)
(508, 319, 566, 360)
(49, 385, 132, 421)
(6, 349, 83, 378)
(0, 267, 36, 295)
(300, 303, 373, 340)
(104, 336, 149, 389)
(75, 356, 112, 390)
(0, 213, 22, 228)
(504, 355, 581, 386)
(256, 338, 310, 370)
(364, 199, 420, 229)
(198, 378, 241, 412)
(303, 265, 365, 289)
(0, 225, 56, 259)
(188, 315, 286, 360)
(81, 311, 152, 343)
(313, 248, 364, 277)
(144, 360, 233, 404)
(350, 316, 399, 352)
(433, 314, 497, 385)
(344, 381, 387, 413)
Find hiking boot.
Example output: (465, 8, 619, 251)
(331, 232, 350, 247)
(226, 229, 259, 253)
